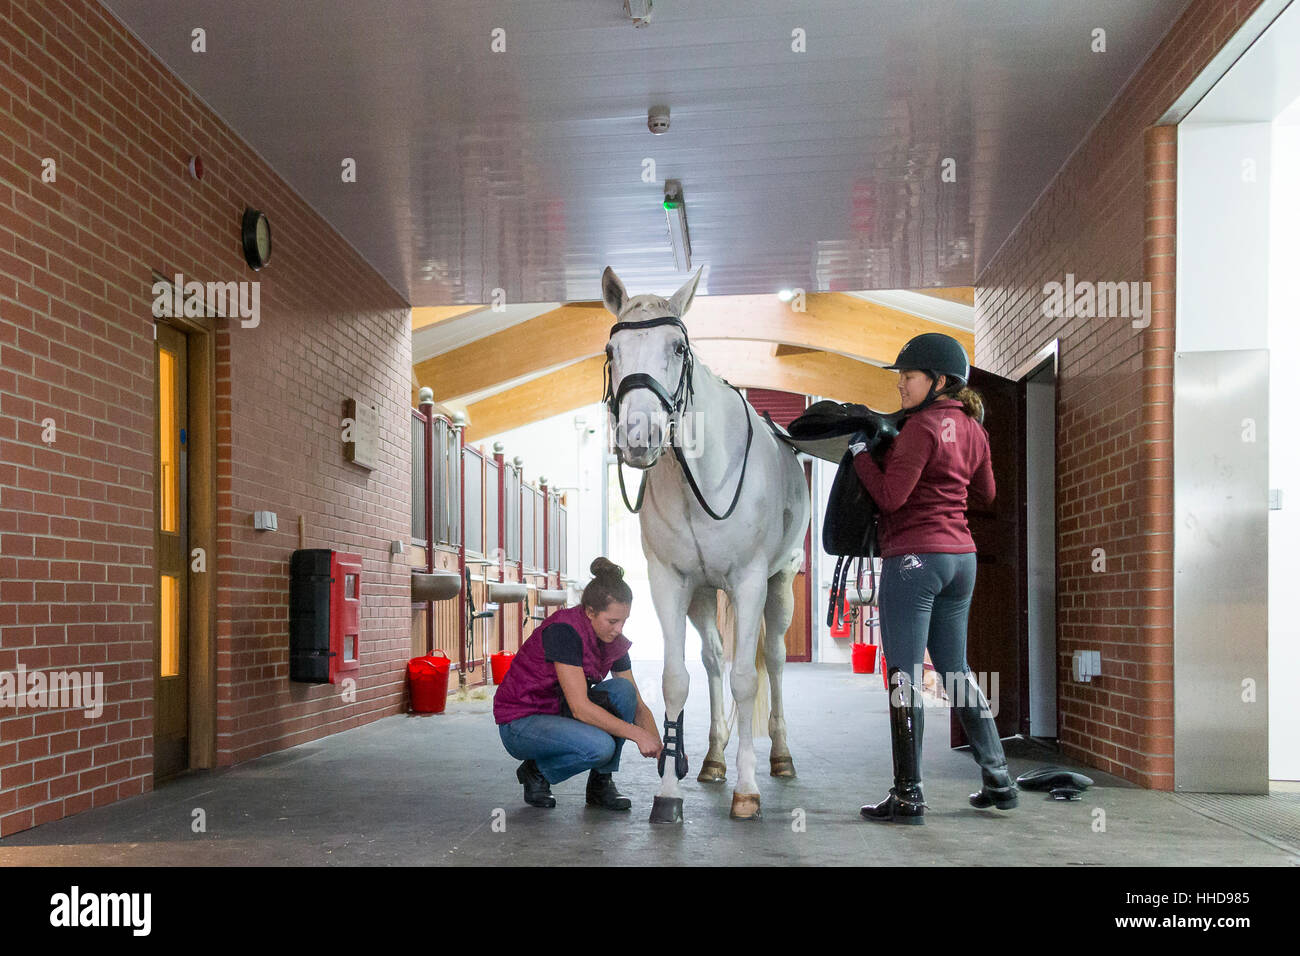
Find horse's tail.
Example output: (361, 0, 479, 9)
(720, 593, 771, 741)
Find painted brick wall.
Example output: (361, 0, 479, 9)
(0, 0, 411, 836)
(975, 0, 1264, 789)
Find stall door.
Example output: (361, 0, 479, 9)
(953, 366, 1027, 746)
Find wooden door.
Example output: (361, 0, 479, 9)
(782, 461, 813, 662)
(952, 366, 1027, 747)
(155, 323, 189, 778)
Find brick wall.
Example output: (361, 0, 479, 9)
(975, 0, 1264, 789)
(0, 0, 411, 836)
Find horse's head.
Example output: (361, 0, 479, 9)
(601, 266, 704, 469)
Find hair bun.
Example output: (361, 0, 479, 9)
(589, 557, 624, 580)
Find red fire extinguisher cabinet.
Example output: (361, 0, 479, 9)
(289, 549, 362, 684)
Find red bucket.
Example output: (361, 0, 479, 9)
(408, 650, 451, 714)
(490, 651, 514, 685)
(851, 643, 878, 674)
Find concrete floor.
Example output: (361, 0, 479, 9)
(1, 663, 1295, 866)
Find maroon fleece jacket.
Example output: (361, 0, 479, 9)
(851, 398, 995, 558)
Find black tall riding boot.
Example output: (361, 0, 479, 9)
(861, 667, 927, 825)
(951, 670, 1018, 810)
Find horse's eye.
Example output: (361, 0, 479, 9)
(674, 341, 686, 356)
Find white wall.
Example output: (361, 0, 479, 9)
(1177, 122, 1272, 352)
(1179, 77, 1300, 779)
(1267, 119, 1300, 780)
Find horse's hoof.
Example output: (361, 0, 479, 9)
(730, 792, 762, 820)
(697, 759, 727, 783)
(649, 796, 684, 824)
(770, 755, 797, 778)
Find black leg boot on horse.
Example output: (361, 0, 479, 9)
(952, 669, 1019, 810)
(861, 667, 927, 825)
(649, 710, 689, 823)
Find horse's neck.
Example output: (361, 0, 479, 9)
(660, 358, 750, 498)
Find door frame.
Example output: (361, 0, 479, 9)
(1009, 339, 1060, 741)
(151, 270, 217, 774)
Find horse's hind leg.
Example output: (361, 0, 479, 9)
(728, 572, 768, 820)
(688, 586, 728, 783)
(765, 569, 798, 778)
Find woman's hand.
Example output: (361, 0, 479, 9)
(635, 728, 663, 759)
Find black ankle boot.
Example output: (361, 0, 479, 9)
(517, 760, 555, 808)
(862, 667, 927, 825)
(586, 770, 631, 811)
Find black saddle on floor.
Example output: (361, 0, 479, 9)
(1016, 766, 1095, 800)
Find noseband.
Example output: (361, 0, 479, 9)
(603, 314, 754, 521)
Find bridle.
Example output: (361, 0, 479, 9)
(603, 314, 754, 521)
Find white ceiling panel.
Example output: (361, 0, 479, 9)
(100, 0, 1191, 305)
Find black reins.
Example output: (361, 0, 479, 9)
(603, 315, 754, 521)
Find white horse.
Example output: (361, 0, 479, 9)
(601, 266, 810, 821)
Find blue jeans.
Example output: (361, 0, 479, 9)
(498, 677, 638, 784)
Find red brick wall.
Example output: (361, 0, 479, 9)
(975, 0, 1264, 789)
(0, 0, 411, 836)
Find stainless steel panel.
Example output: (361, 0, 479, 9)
(1174, 350, 1269, 792)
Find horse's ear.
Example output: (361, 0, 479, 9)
(667, 266, 703, 318)
(601, 267, 628, 317)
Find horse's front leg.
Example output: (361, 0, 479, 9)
(688, 586, 728, 783)
(728, 572, 769, 820)
(648, 559, 691, 824)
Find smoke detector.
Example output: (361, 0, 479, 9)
(648, 106, 670, 134)
(624, 0, 652, 27)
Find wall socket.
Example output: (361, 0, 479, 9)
(254, 511, 278, 531)
(1072, 650, 1102, 682)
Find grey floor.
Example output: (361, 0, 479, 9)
(1, 663, 1296, 866)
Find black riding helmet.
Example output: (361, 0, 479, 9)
(885, 332, 969, 416)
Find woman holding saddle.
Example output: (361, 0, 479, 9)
(850, 332, 1018, 825)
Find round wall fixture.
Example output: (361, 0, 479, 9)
(648, 106, 670, 134)
(187, 155, 204, 180)
(241, 207, 271, 270)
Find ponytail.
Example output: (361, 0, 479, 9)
(581, 556, 633, 612)
(954, 387, 985, 424)
(926, 371, 986, 424)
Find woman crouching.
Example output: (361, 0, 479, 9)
(494, 557, 663, 810)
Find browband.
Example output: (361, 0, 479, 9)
(608, 314, 688, 336)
